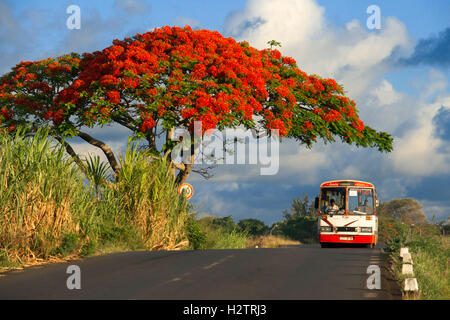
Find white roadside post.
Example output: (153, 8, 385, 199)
(400, 248, 419, 299)
(400, 247, 409, 258)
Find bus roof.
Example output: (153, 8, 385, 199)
(320, 180, 375, 188)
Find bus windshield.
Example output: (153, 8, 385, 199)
(320, 187, 346, 214)
(348, 188, 374, 215)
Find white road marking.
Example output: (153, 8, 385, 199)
(203, 255, 235, 270)
(169, 277, 181, 282)
(203, 262, 219, 270)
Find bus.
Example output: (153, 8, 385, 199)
(314, 180, 379, 248)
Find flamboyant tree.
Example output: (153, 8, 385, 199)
(0, 26, 393, 185)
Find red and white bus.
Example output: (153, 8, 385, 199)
(314, 180, 379, 248)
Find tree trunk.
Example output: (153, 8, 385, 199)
(164, 127, 176, 178)
(175, 153, 194, 186)
(52, 134, 87, 174)
(147, 134, 157, 153)
(76, 130, 120, 179)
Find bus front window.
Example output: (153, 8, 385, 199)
(348, 188, 374, 215)
(320, 188, 346, 214)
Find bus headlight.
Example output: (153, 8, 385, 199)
(320, 226, 333, 232)
(360, 227, 372, 233)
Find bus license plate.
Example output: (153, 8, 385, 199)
(340, 236, 353, 241)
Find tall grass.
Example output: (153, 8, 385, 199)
(407, 235, 449, 300)
(0, 127, 190, 269)
(0, 127, 84, 265)
(115, 139, 189, 250)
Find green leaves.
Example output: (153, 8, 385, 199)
(84, 153, 111, 196)
(267, 40, 282, 49)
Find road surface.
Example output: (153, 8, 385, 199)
(0, 244, 401, 299)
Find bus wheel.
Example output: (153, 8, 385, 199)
(321, 243, 329, 248)
(367, 243, 375, 248)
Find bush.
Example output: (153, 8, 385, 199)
(212, 229, 248, 249)
(379, 217, 410, 252)
(379, 216, 440, 252)
(194, 215, 249, 249)
(54, 233, 80, 257)
(238, 219, 269, 236)
(80, 240, 97, 257)
(273, 216, 318, 243)
(187, 216, 207, 250)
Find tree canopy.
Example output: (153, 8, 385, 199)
(0, 26, 393, 184)
(378, 198, 428, 225)
(238, 218, 270, 236)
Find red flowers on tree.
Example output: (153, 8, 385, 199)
(0, 26, 393, 184)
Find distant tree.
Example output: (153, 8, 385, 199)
(282, 193, 311, 220)
(238, 219, 269, 236)
(210, 215, 237, 233)
(378, 198, 428, 225)
(275, 195, 318, 243)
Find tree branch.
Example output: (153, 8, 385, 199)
(51, 134, 87, 174)
(76, 130, 120, 179)
(111, 114, 136, 132)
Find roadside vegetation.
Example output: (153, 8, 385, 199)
(4, 125, 447, 300)
(0, 127, 190, 271)
(187, 195, 315, 250)
(186, 216, 248, 250)
(246, 235, 300, 248)
(379, 199, 449, 300)
(187, 215, 301, 249)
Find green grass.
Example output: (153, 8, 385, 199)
(407, 235, 449, 300)
(188, 216, 249, 250)
(209, 229, 248, 249)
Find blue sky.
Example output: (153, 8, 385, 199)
(1, 0, 449, 224)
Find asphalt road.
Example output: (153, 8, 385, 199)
(0, 245, 401, 299)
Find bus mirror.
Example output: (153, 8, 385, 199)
(314, 197, 319, 209)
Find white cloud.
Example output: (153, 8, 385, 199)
(214, 182, 240, 191)
(422, 69, 448, 99)
(370, 79, 402, 106)
(390, 92, 450, 176)
(173, 16, 201, 29)
(114, 0, 147, 15)
(224, 0, 412, 97)
(419, 200, 450, 222)
(225, 0, 324, 51)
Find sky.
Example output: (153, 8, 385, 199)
(1, 0, 450, 225)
